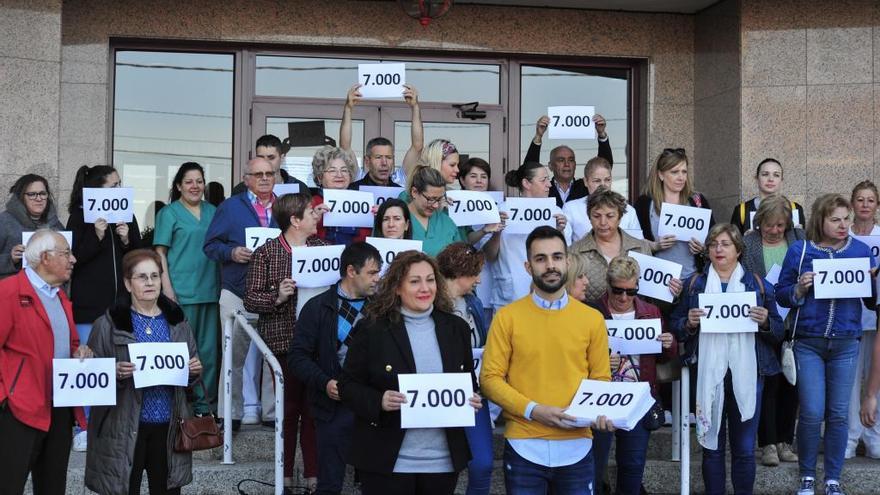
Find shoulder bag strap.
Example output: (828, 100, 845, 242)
(790, 240, 808, 342)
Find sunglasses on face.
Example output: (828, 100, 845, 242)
(609, 285, 639, 296)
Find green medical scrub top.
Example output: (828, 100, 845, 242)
(410, 210, 465, 257)
(398, 190, 466, 256)
(153, 200, 220, 304)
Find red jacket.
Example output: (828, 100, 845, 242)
(0, 271, 87, 431)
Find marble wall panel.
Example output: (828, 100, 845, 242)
(740, 85, 808, 205)
(805, 83, 873, 204)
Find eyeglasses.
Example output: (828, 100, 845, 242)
(708, 241, 735, 250)
(130, 273, 161, 283)
(246, 171, 274, 179)
(24, 191, 49, 199)
(419, 191, 447, 206)
(609, 285, 639, 296)
(324, 168, 351, 176)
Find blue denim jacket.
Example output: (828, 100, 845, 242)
(671, 270, 785, 376)
(775, 238, 876, 339)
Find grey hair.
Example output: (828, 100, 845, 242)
(24, 229, 63, 267)
(311, 146, 358, 186)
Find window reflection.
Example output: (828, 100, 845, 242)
(256, 56, 500, 104)
(520, 65, 629, 197)
(113, 51, 234, 228)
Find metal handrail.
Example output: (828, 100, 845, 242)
(222, 311, 285, 495)
(679, 366, 691, 495)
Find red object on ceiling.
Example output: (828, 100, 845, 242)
(398, 0, 454, 26)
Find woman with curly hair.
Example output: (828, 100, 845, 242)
(339, 250, 482, 495)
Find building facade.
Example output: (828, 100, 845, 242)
(2, 0, 878, 227)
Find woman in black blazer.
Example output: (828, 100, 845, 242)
(339, 250, 482, 495)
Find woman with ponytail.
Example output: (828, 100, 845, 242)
(404, 165, 464, 256)
(66, 165, 142, 395)
(483, 162, 570, 310)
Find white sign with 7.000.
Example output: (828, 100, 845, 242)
(698, 291, 758, 333)
(812, 257, 872, 300)
(446, 190, 500, 226)
(547, 106, 596, 140)
(657, 203, 711, 242)
(358, 63, 406, 99)
(128, 342, 189, 389)
(605, 318, 663, 355)
(82, 187, 134, 224)
(244, 227, 280, 250)
(398, 373, 475, 429)
(52, 358, 117, 407)
(627, 251, 682, 303)
(291, 244, 345, 288)
(322, 189, 374, 228)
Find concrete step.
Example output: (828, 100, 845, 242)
(33, 424, 880, 494)
(36, 449, 880, 494)
(212, 423, 697, 464)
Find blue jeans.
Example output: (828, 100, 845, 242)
(464, 400, 493, 495)
(503, 441, 594, 495)
(702, 372, 763, 495)
(592, 418, 650, 495)
(795, 336, 860, 481)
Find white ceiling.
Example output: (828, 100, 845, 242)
(455, 0, 720, 14)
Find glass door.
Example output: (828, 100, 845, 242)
(381, 104, 505, 191)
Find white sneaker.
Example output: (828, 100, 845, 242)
(796, 477, 815, 495)
(241, 412, 260, 425)
(72, 430, 88, 452)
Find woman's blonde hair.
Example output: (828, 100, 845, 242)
(565, 252, 589, 295)
(606, 255, 641, 284)
(806, 194, 851, 242)
(644, 148, 693, 214)
(417, 139, 457, 174)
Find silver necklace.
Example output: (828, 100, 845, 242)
(134, 309, 159, 335)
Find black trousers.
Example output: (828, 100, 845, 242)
(0, 402, 73, 495)
(315, 407, 354, 495)
(359, 470, 459, 495)
(758, 373, 799, 446)
(129, 422, 180, 495)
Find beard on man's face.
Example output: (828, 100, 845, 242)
(532, 268, 567, 293)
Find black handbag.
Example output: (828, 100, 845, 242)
(642, 400, 665, 431)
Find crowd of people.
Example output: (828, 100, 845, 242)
(2, 83, 880, 495)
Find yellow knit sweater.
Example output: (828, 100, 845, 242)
(480, 295, 610, 440)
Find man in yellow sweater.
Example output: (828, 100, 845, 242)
(481, 226, 613, 494)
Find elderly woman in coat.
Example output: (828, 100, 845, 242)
(85, 249, 201, 495)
